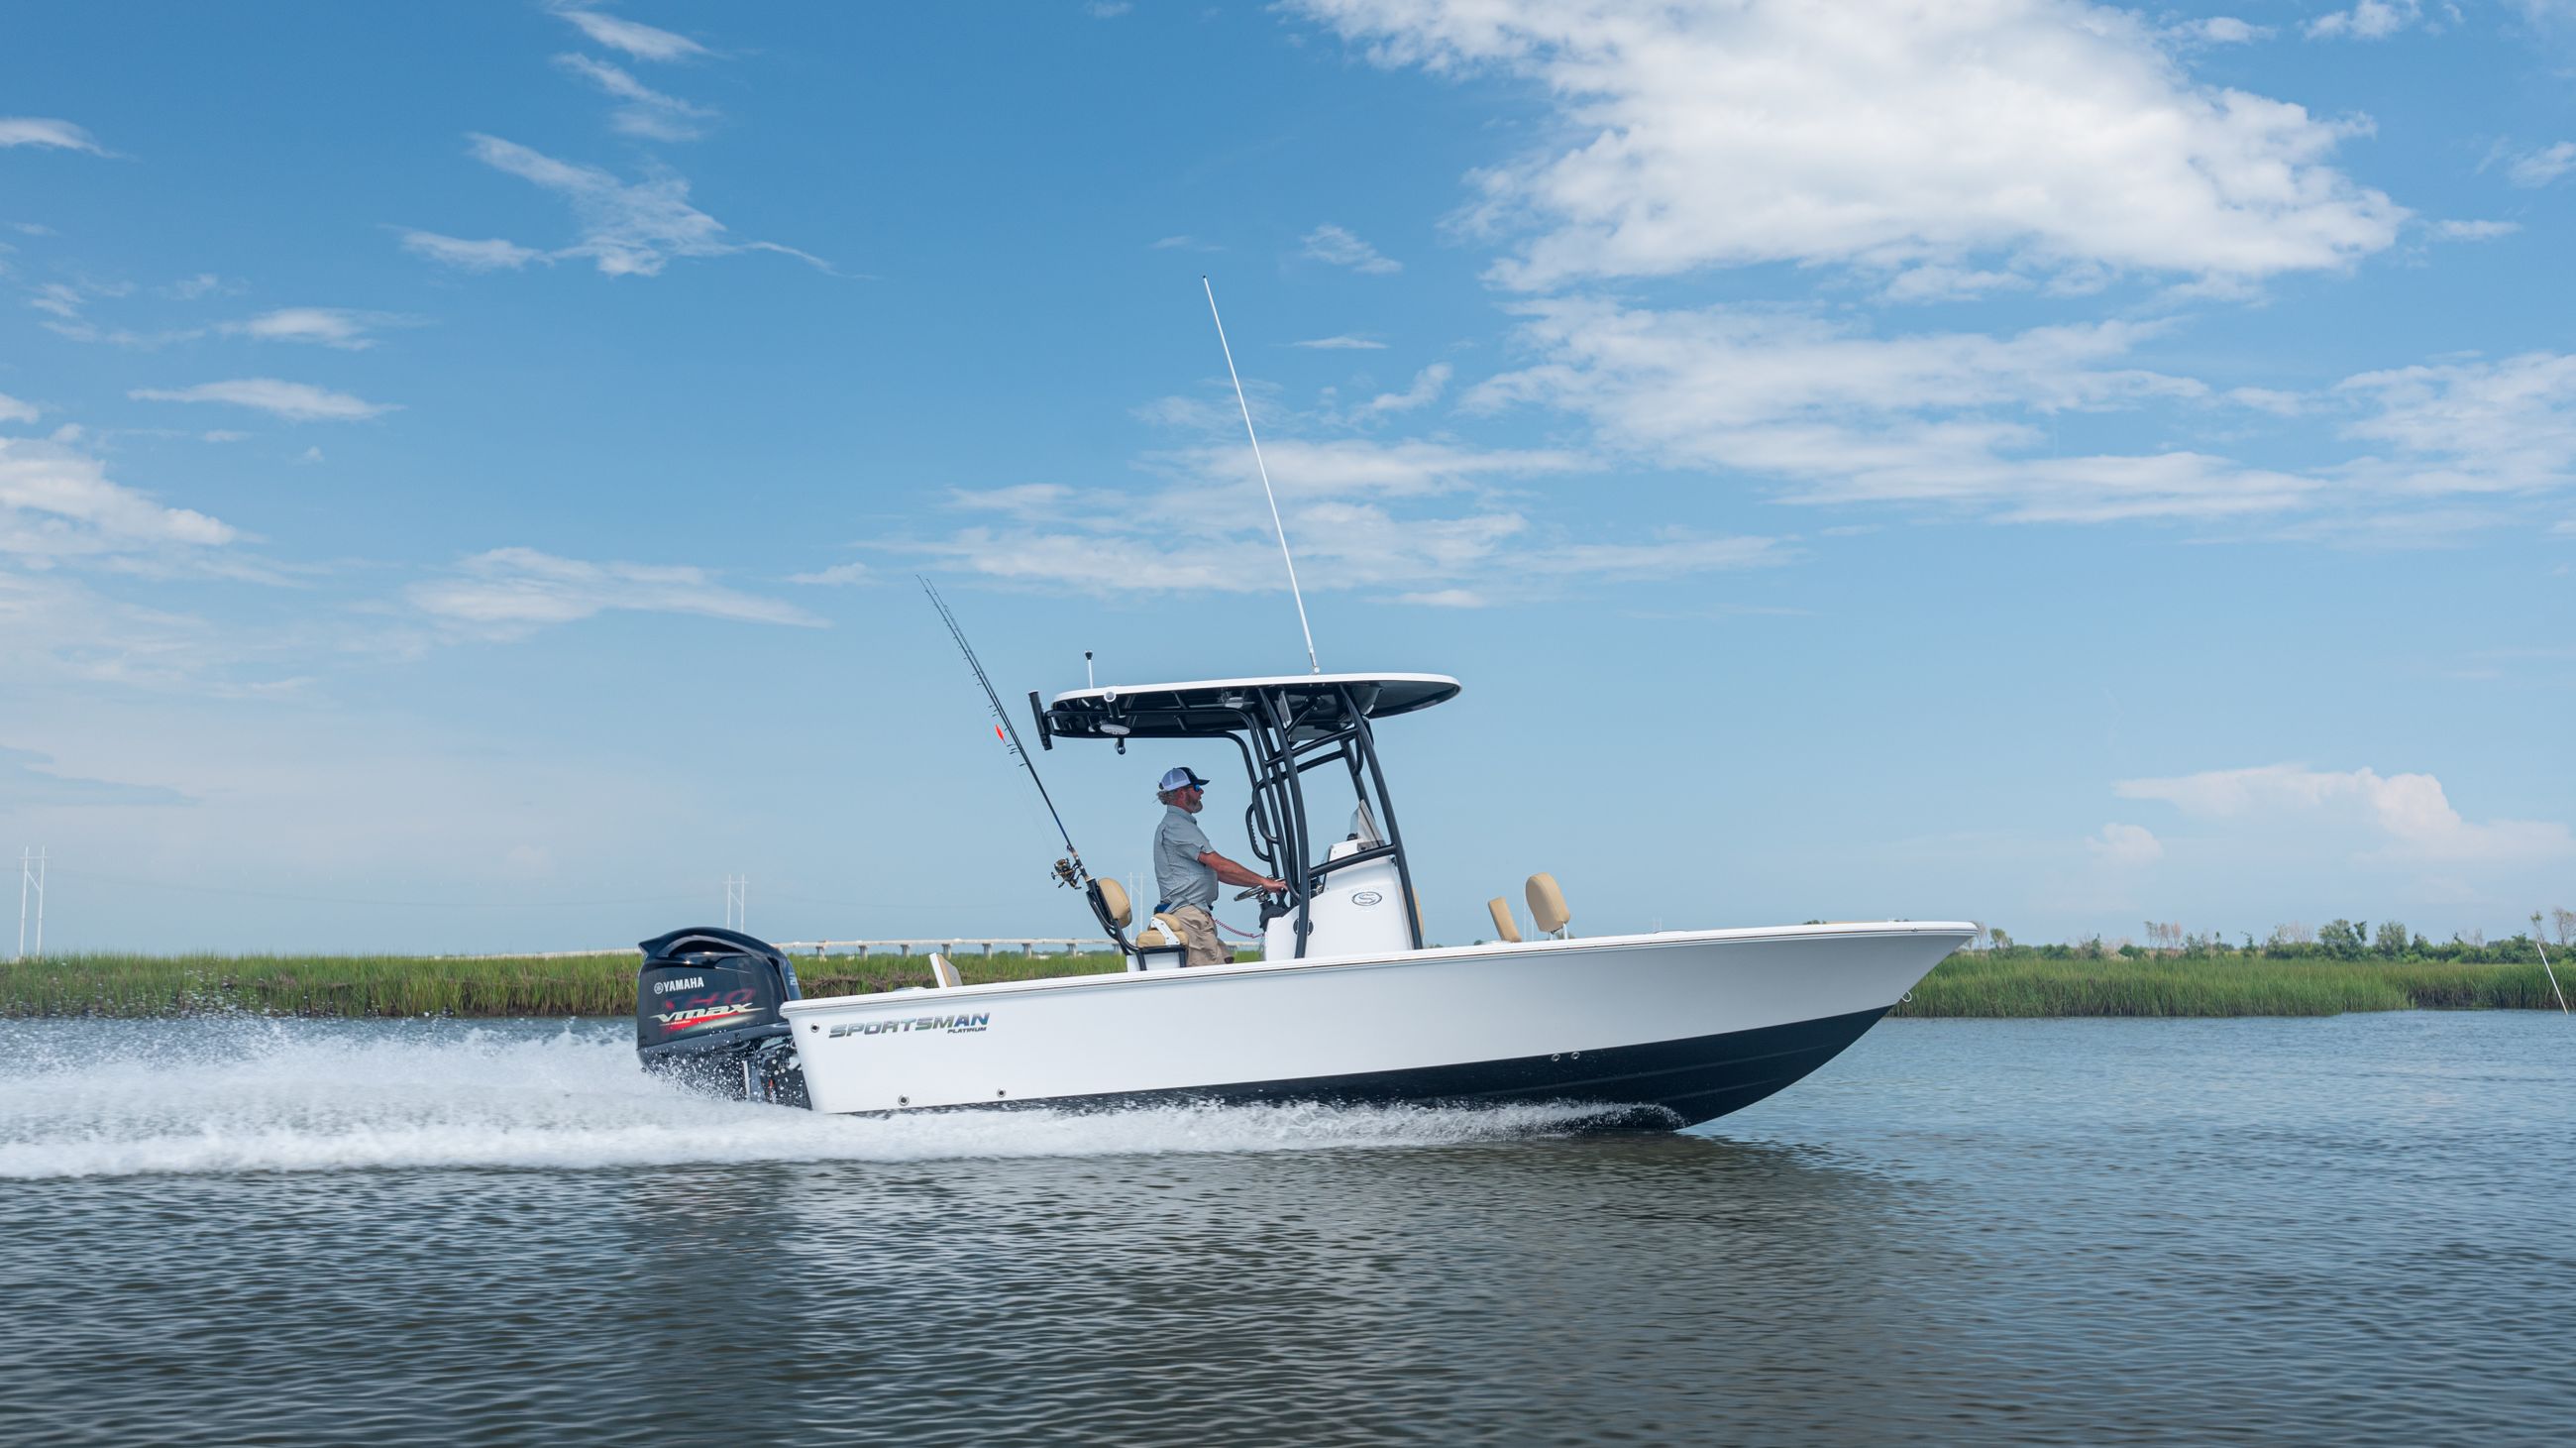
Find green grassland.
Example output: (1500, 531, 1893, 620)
(3, 942, 2568, 1020)
(1888, 948, 2570, 1018)
(0, 948, 1130, 1020)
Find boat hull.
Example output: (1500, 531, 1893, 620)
(778, 923, 1972, 1129)
(967, 1005, 1890, 1129)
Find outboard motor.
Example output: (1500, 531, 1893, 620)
(636, 926, 808, 1107)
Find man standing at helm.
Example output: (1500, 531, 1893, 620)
(1153, 766, 1285, 967)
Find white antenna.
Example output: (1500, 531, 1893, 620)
(1085, 650, 1096, 689)
(1203, 276, 1320, 674)
(724, 874, 747, 932)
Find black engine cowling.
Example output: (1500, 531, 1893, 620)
(636, 926, 808, 1107)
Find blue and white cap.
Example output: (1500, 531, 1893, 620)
(1157, 766, 1210, 793)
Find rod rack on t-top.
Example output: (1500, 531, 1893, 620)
(1034, 673, 1459, 960)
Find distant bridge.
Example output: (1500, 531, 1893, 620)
(776, 939, 1117, 959)
(448, 939, 1120, 960)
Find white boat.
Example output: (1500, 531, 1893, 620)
(635, 672, 1972, 1130)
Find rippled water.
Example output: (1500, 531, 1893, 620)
(4, 1012, 2571, 1445)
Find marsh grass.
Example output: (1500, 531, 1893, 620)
(0, 949, 1133, 1019)
(1894, 950, 2573, 1018)
(2, 946, 2563, 1019)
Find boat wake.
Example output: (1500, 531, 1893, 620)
(0, 1017, 1625, 1180)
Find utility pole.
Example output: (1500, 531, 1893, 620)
(724, 874, 747, 932)
(18, 847, 46, 961)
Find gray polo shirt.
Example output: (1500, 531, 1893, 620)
(1153, 804, 1218, 910)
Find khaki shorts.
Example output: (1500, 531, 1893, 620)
(1166, 905, 1230, 967)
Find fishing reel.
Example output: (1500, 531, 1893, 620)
(1051, 857, 1080, 889)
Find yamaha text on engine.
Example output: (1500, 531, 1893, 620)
(635, 926, 808, 1107)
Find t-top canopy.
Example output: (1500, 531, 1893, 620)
(1042, 672, 1461, 741)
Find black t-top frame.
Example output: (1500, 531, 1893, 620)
(1034, 675, 1454, 959)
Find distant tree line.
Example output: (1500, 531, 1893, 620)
(1977, 908, 2573, 965)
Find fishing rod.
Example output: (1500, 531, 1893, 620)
(919, 577, 1101, 901)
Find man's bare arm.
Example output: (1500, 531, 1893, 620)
(1199, 849, 1285, 892)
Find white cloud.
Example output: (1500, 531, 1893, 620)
(2087, 823, 2165, 866)
(1293, 0, 2405, 288)
(788, 561, 872, 586)
(1364, 363, 1451, 415)
(0, 745, 191, 809)
(1150, 235, 1221, 251)
(1292, 335, 1388, 350)
(408, 547, 821, 638)
(551, 5, 709, 61)
(1467, 297, 2314, 523)
(162, 273, 238, 300)
(2116, 763, 2574, 863)
(1145, 433, 1592, 501)
(129, 379, 396, 422)
(42, 321, 203, 349)
(2507, 142, 2576, 188)
(0, 435, 238, 560)
(2227, 387, 2309, 415)
(2330, 352, 2576, 496)
(399, 231, 548, 272)
(908, 417, 1777, 601)
(460, 135, 825, 277)
(0, 117, 106, 154)
(1301, 223, 1402, 275)
(0, 569, 246, 694)
(2306, 1, 2421, 40)
(29, 281, 93, 319)
(1882, 265, 2030, 304)
(1396, 588, 1487, 607)
(0, 393, 37, 425)
(554, 54, 718, 141)
(1086, 2, 1134, 16)
(21, 278, 196, 348)
(2171, 17, 2271, 45)
(2433, 219, 2520, 241)
(223, 307, 405, 350)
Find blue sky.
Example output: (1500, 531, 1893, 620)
(3, 0, 2571, 953)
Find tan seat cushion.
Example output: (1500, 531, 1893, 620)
(1527, 873, 1569, 936)
(1095, 876, 1133, 930)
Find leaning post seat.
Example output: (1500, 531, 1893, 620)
(1487, 898, 1523, 944)
(1526, 873, 1570, 939)
(1127, 909, 1190, 972)
(1096, 876, 1133, 931)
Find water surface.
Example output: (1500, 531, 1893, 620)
(4, 1012, 2569, 1445)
